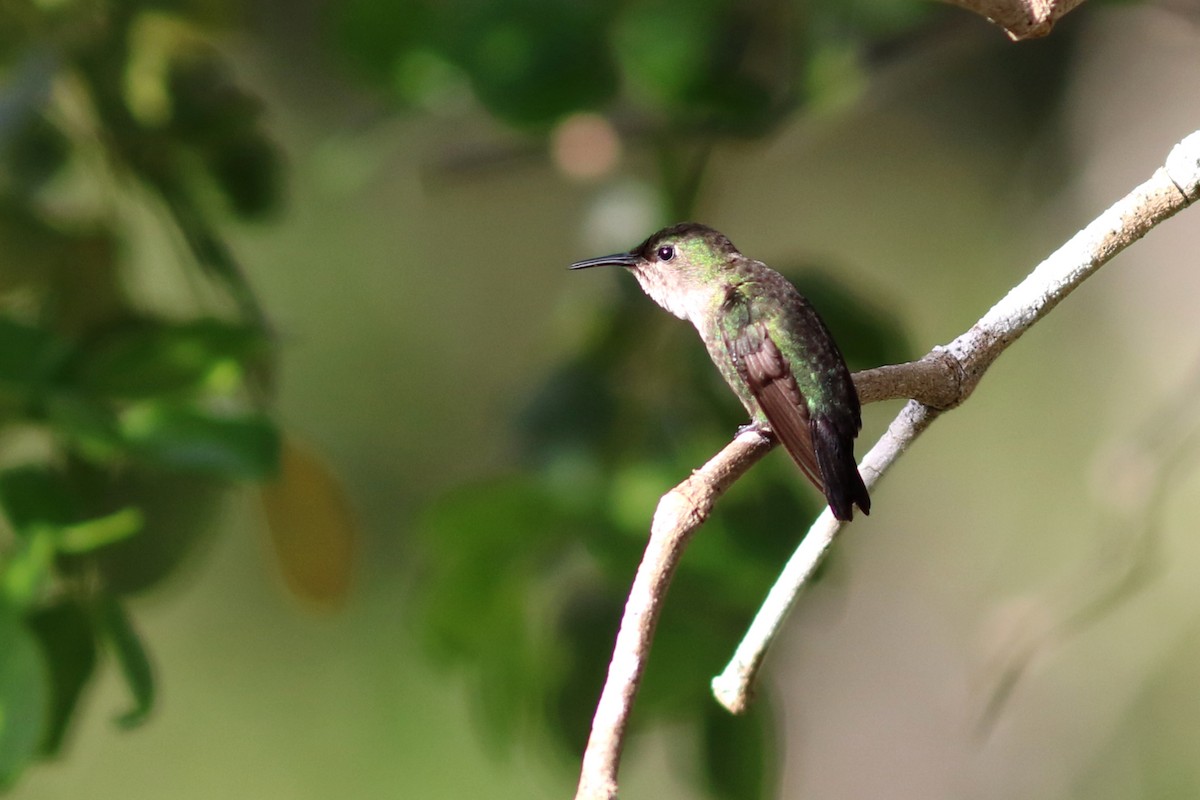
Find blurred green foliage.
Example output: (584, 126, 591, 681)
(336, 0, 821, 135)
(0, 0, 283, 786)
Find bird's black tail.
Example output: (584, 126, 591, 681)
(812, 416, 870, 521)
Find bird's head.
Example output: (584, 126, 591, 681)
(570, 223, 741, 319)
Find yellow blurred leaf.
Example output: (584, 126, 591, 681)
(260, 438, 356, 609)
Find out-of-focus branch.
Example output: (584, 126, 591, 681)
(574, 130, 1200, 800)
(943, 0, 1088, 40)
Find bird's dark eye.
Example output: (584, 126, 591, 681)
(657, 245, 675, 261)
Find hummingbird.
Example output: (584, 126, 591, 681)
(570, 222, 870, 521)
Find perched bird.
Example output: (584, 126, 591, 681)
(570, 222, 870, 520)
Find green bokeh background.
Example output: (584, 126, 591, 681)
(7, 1, 1200, 798)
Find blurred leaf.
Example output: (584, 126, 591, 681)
(332, 0, 432, 83)
(156, 186, 270, 329)
(117, 403, 280, 479)
(0, 465, 77, 536)
(419, 477, 570, 659)
(518, 359, 619, 465)
(422, 0, 615, 126)
(118, 41, 278, 326)
(635, 552, 776, 723)
(614, 0, 798, 135)
(165, 49, 263, 145)
(0, 205, 72, 297)
(41, 230, 126, 336)
(804, 39, 869, 115)
(58, 507, 143, 554)
(701, 697, 775, 800)
(205, 132, 284, 219)
(1, 529, 55, 608)
(142, 40, 285, 219)
(0, 112, 69, 196)
(716, 472, 815, 573)
(0, 317, 68, 395)
(260, 438, 356, 609)
(0, 603, 48, 789)
(44, 393, 124, 462)
(824, 0, 934, 38)
(72, 318, 266, 400)
(80, 468, 227, 595)
(552, 586, 622, 754)
(614, 0, 720, 104)
(417, 477, 592, 746)
(95, 596, 154, 729)
(0, 468, 142, 603)
(683, 73, 781, 136)
(27, 600, 96, 756)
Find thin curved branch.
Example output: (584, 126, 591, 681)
(576, 430, 772, 800)
(574, 130, 1200, 800)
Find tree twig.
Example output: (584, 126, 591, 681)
(574, 130, 1200, 800)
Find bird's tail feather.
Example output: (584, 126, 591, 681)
(813, 416, 870, 521)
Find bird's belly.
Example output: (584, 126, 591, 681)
(700, 334, 763, 422)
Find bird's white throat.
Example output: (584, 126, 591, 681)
(631, 266, 708, 325)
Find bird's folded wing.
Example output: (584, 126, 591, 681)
(726, 322, 824, 493)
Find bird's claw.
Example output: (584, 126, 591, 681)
(736, 421, 772, 442)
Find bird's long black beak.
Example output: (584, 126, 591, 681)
(569, 252, 639, 270)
